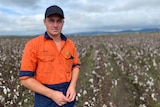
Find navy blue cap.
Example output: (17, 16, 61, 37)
(45, 5, 64, 18)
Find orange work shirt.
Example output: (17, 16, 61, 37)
(19, 32, 80, 85)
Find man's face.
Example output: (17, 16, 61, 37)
(44, 14, 64, 37)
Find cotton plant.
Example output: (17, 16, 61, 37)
(1, 33, 160, 107)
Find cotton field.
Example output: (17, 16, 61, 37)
(0, 33, 160, 107)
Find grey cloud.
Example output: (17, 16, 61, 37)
(111, 0, 160, 12)
(0, 0, 160, 35)
(0, 0, 39, 7)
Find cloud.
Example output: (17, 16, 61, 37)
(0, 0, 160, 36)
(0, 0, 39, 8)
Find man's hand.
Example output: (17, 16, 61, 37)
(66, 86, 76, 102)
(50, 90, 70, 106)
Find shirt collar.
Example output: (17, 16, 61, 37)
(44, 31, 67, 41)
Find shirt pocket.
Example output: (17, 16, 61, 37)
(37, 55, 54, 73)
(61, 52, 74, 72)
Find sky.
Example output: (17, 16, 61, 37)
(0, 0, 160, 36)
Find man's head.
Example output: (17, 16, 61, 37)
(44, 5, 64, 37)
(45, 5, 64, 19)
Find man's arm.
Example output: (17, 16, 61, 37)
(20, 78, 69, 106)
(66, 67, 80, 101)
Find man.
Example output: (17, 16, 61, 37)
(19, 5, 80, 107)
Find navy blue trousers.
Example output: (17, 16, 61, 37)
(34, 82, 76, 107)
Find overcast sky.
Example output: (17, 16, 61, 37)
(0, 0, 160, 36)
